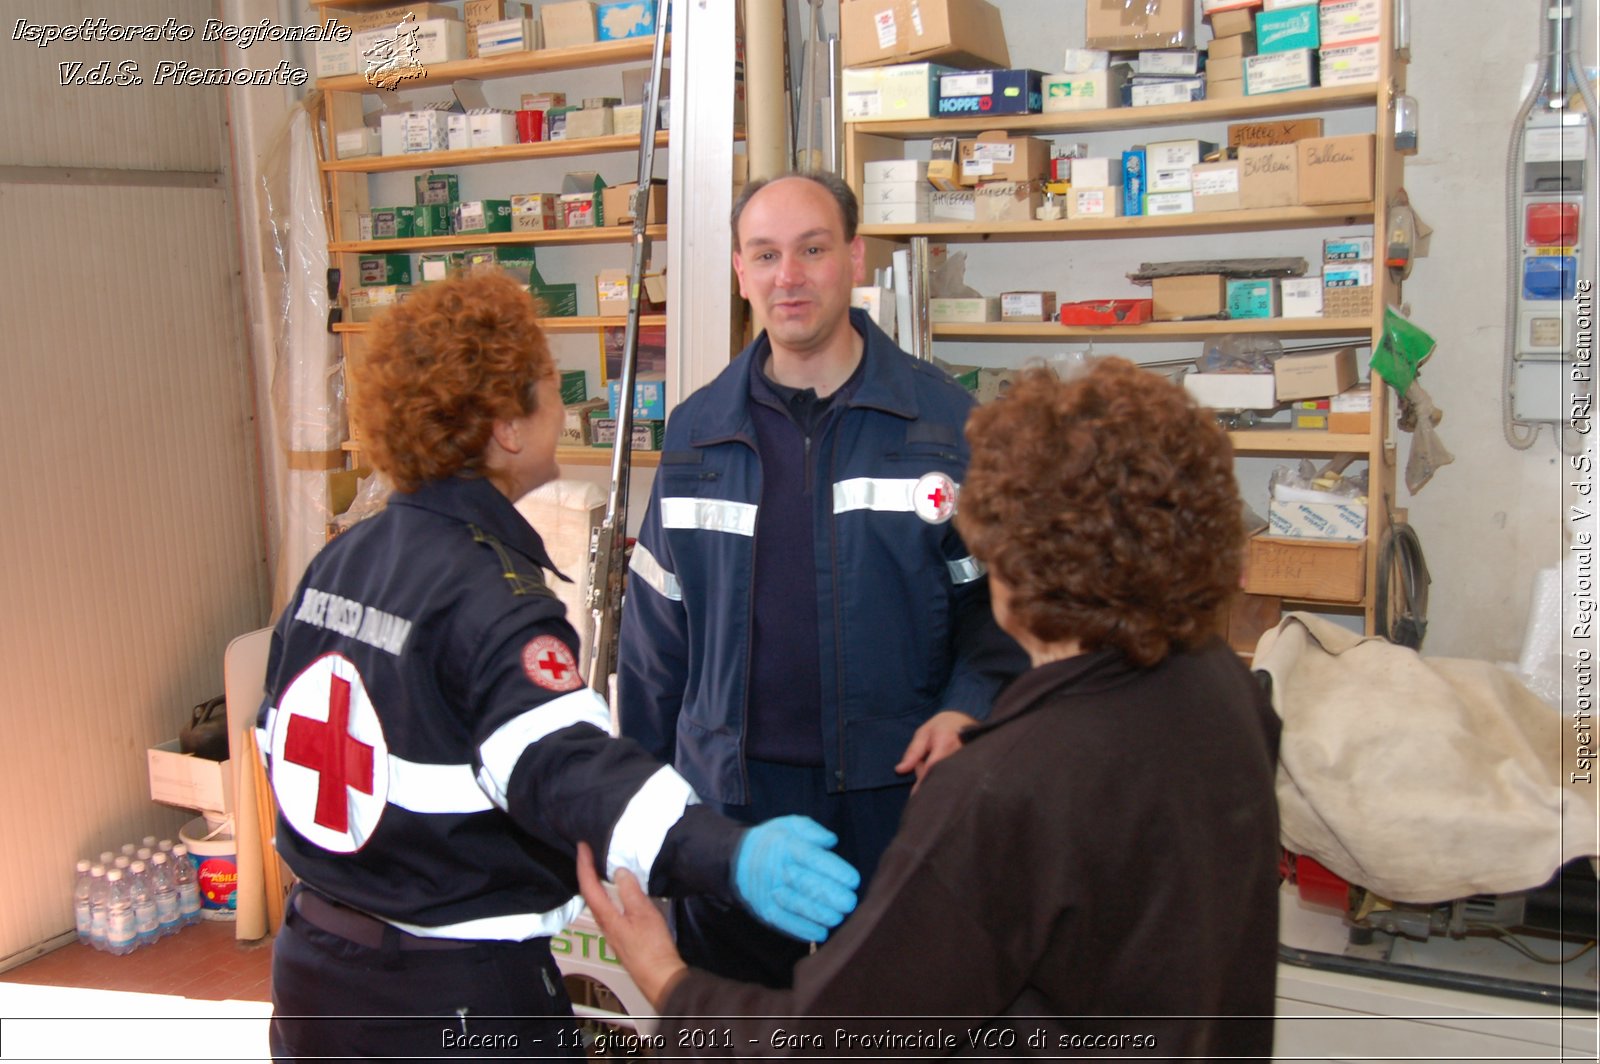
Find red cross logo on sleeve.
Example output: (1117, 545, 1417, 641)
(270, 653, 389, 853)
(283, 674, 374, 833)
(523, 635, 583, 692)
(912, 471, 958, 524)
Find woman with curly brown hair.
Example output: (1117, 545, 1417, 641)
(579, 357, 1281, 1059)
(259, 269, 858, 1060)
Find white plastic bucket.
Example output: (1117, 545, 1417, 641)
(180, 814, 238, 920)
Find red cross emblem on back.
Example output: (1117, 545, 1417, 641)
(283, 674, 375, 832)
(269, 653, 389, 854)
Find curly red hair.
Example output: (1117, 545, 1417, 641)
(957, 359, 1243, 667)
(350, 269, 552, 493)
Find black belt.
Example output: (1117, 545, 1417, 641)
(292, 888, 477, 952)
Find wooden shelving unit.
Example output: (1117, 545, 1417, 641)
(842, 1, 1406, 632)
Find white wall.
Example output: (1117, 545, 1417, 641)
(0, 0, 268, 964)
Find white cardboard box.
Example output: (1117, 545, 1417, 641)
(1183, 372, 1277, 410)
(148, 739, 234, 814)
(1268, 499, 1368, 540)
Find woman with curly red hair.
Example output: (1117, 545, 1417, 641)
(260, 269, 858, 1059)
(579, 357, 1282, 1058)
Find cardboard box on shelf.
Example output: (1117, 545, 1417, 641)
(511, 193, 560, 231)
(1244, 47, 1316, 94)
(1298, 133, 1375, 205)
(1042, 67, 1127, 112)
(1226, 277, 1278, 318)
(1322, 284, 1374, 318)
(840, 0, 1010, 70)
(596, 0, 657, 40)
(1243, 535, 1366, 602)
(542, 0, 598, 48)
(958, 131, 1050, 186)
(1238, 143, 1298, 208)
(1000, 291, 1057, 322)
(601, 180, 667, 225)
(1182, 371, 1277, 410)
(1227, 117, 1323, 147)
(565, 107, 615, 140)
(842, 63, 960, 123)
(1086, 0, 1194, 50)
(1152, 273, 1227, 320)
(1274, 346, 1358, 400)
(589, 417, 666, 450)
(606, 375, 667, 420)
(1068, 186, 1121, 218)
(1209, 7, 1257, 38)
(1205, 77, 1245, 99)
(1267, 499, 1368, 541)
(561, 397, 608, 447)
(975, 182, 1044, 223)
(930, 297, 1000, 323)
(595, 268, 630, 316)
(455, 199, 514, 234)
(1320, 0, 1382, 47)
(1328, 385, 1372, 434)
(937, 68, 1045, 116)
(864, 201, 930, 225)
(1209, 31, 1257, 60)
(1191, 160, 1243, 211)
(1255, 5, 1320, 52)
(1280, 276, 1324, 317)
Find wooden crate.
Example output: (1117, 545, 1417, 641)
(1242, 535, 1366, 604)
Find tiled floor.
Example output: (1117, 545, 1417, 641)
(1, 919, 272, 1002)
(0, 920, 275, 1059)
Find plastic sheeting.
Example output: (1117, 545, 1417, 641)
(260, 96, 344, 612)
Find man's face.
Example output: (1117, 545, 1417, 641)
(732, 178, 866, 358)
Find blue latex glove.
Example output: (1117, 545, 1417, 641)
(733, 816, 861, 943)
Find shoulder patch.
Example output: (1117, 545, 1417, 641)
(522, 635, 584, 691)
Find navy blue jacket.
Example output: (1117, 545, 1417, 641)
(257, 475, 738, 940)
(617, 310, 1026, 804)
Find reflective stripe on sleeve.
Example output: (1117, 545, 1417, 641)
(947, 555, 987, 585)
(832, 477, 918, 514)
(386, 895, 585, 942)
(660, 497, 758, 536)
(628, 543, 682, 601)
(475, 688, 613, 811)
(605, 765, 698, 885)
(388, 756, 495, 814)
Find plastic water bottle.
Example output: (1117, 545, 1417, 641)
(157, 839, 174, 855)
(104, 869, 138, 955)
(149, 853, 181, 937)
(129, 860, 159, 947)
(113, 855, 131, 875)
(142, 835, 158, 852)
(170, 844, 202, 927)
(88, 864, 110, 950)
(136, 847, 153, 864)
(120, 843, 137, 861)
(98, 850, 115, 869)
(72, 860, 94, 946)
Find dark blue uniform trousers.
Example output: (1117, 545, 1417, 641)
(270, 891, 585, 1061)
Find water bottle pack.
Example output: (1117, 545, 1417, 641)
(72, 834, 201, 954)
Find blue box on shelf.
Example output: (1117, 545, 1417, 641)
(606, 375, 667, 420)
(937, 68, 1044, 116)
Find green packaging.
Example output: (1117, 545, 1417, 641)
(370, 206, 419, 240)
(454, 199, 514, 235)
(559, 369, 588, 405)
(358, 253, 413, 286)
(414, 171, 460, 209)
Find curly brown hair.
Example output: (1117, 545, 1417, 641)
(957, 359, 1243, 667)
(350, 269, 553, 493)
